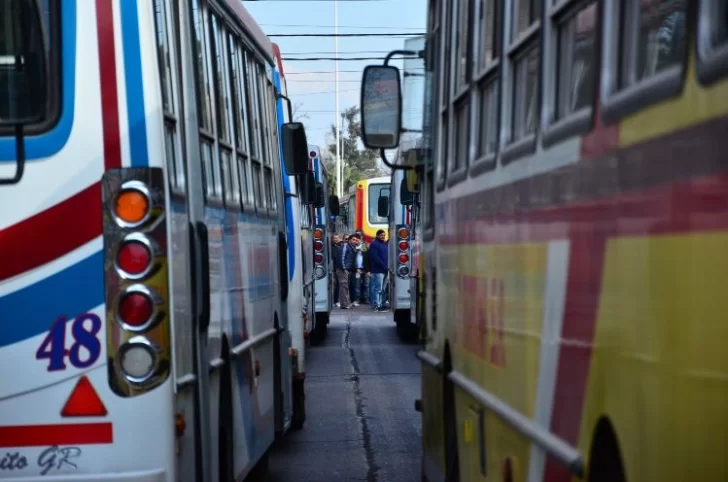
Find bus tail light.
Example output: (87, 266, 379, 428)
(313, 224, 327, 280)
(102, 168, 171, 397)
(396, 224, 411, 279)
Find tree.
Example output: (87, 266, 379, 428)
(324, 105, 386, 195)
(292, 102, 309, 122)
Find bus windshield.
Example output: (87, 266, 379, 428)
(368, 183, 389, 224)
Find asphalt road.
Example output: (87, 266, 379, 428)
(268, 307, 422, 482)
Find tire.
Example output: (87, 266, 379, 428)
(291, 375, 306, 431)
(395, 309, 417, 342)
(310, 312, 328, 346)
(443, 352, 460, 482)
(218, 339, 234, 482)
(588, 419, 626, 482)
(245, 452, 270, 482)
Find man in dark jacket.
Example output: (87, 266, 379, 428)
(368, 229, 389, 311)
(332, 234, 350, 309)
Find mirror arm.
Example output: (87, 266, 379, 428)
(377, 49, 425, 172)
(0, 125, 26, 185)
(277, 93, 293, 121)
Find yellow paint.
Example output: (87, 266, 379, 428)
(579, 233, 728, 481)
(438, 242, 550, 481)
(620, 51, 728, 147)
(464, 418, 474, 444)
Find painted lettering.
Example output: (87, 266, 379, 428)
(0, 452, 28, 471)
(36, 314, 102, 371)
(37, 445, 81, 475)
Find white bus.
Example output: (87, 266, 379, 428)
(309, 145, 337, 343)
(272, 44, 316, 425)
(0, 0, 312, 480)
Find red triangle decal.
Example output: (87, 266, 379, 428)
(61, 376, 108, 417)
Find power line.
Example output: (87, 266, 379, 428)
(288, 79, 361, 82)
(285, 68, 424, 74)
(269, 32, 424, 37)
(285, 50, 394, 55)
(261, 23, 425, 30)
(291, 88, 359, 95)
(283, 56, 418, 61)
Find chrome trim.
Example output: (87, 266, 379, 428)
(115, 283, 165, 333)
(116, 336, 161, 385)
(112, 180, 153, 229)
(113, 232, 160, 281)
(175, 373, 197, 390)
(209, 357, 225, 372)
(416, 350, 442, 372)
(448, 370, 584, 476)
(231, 327, 278, 358)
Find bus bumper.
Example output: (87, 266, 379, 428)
(7, 469, 166, 481)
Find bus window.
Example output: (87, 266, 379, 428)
(368, 183, 389, 224)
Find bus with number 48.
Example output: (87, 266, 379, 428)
(0, 0, 314, 480)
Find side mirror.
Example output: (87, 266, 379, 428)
(300, 171, 316, 205)
(377, 195, 389, 218)
(281, 122, 309, 175)
(360, 65, 402, 149)
(400, 179, 414, 206)
(314, 182, 325, 208)
(329, 195, 340, 216)
(0, 0, 48, 126)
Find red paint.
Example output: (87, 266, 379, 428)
(356, 185, 364, 235)
(0, 423, 113, 447)
(0, 183, 102, 282)
(95, 0, 122, 172)
(61, 376, 108, 417)
(442, 172, 728, 480)
(0, 0, 120, 282)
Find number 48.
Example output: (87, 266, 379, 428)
(35, 314, 102, 371)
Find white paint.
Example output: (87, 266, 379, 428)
(527, 239, 570, 482)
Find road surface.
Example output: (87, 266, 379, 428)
(268, 307, 422, 482)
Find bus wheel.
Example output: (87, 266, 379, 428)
(443, 348, 460, 482)
(218, 338, 234, 482)
(395, 309, 416, 342)
(311, 313, 328, 346)
(291, 375, 306, 430)
(587, 418, 626, 482)
(245, 452, 270, 481)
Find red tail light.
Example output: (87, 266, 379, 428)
(314, 253, 324, 264)
(399, 253, 409, 263)
(398, 241, 409, 251)
(314, 240, 324, 251)
(117, 240, 151, 276)
(118, 291, 153, 327)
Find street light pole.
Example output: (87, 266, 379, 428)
(334, 0, 341, 197)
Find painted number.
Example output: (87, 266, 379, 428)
(35, 314, 102, 371)
(460, 276, 507, 367)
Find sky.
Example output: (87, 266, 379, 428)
(244, 0, 427, 153)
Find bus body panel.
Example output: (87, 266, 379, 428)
(311, 146, 332, 316)
(0, 0, 293, 480)
(417, 3, 728, 482)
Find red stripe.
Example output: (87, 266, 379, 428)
(356, 185, 364, 233)
(95, 0, 122, 171)
(442, 172, 728, 479)
(0, 184, 102, 282)
(0, 422, 113, 447)
(0, 0, 120, 282)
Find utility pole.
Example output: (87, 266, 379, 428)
(334, 0, 341, 197)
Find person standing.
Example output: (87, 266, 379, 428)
(339, 234, 359, 309)
(333, 234, 350, 309)
(368, 229, 389, 312)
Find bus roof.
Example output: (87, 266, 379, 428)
(222, 0, 274, 63)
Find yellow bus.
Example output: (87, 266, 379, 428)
(359, 1, 728, 481)
(338, 176, 390, 242)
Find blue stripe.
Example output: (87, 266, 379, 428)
(274, 71, 296, 281)
(119, 1, 149, 167)
(0, 252, 104, 348)
(0, 0, 77, 161)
